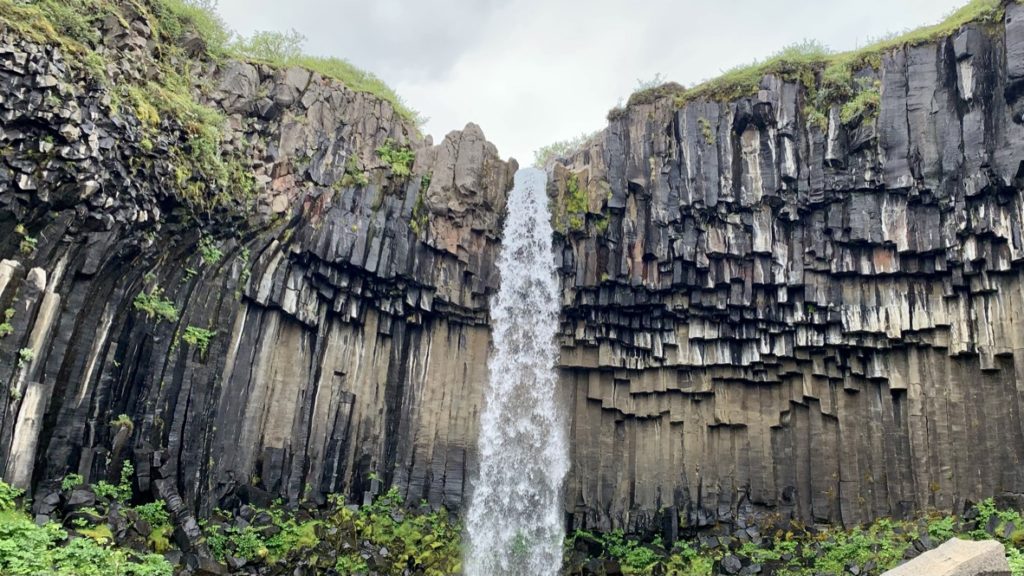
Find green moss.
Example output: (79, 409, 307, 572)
(110, 414, 134, 433)
(340, 154, 369, 188)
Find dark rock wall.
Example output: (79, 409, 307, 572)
(0, 14, 515, 532)
(4, 0, 1024, 542)
(551, 9, 1024, 533)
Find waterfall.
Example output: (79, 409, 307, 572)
(464, 168, 568, 576)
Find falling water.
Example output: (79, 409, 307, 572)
(464, 168, 568, 576)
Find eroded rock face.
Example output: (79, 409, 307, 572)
(550, 17, 1024, 532)
(0, 12, 515, 536)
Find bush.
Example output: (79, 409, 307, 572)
(376, 139, 416, 178)
(133, 288, 179, 323)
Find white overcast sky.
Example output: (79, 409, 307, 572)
(215, 0, 969, 164)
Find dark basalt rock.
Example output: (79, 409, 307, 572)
(1, 0, 1024, 554)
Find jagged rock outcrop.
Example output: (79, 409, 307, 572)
(0, 5, 515, 538)
(550, 5, 1024, 533)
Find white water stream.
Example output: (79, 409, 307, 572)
(464, 168, 568, 576)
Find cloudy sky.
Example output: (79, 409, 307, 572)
(216, 0, 969, 164)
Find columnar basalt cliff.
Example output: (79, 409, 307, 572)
(550, 4, 1024, 534)
(0, 2, 515, 546)
(3, 0, 1024, 553)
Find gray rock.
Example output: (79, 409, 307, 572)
(882, 538, 1010, 576)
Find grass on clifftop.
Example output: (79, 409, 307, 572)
(230, 29, 426, 127)
(614, 0, 1011, 116)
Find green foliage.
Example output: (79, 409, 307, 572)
(230, 31, 424, 127)
(15, 224, 37, 255)
(0, 480, 172, 576)
(601, 530, 661, 575)
(0, 307, 14, 338)
(133, 288, 179, 323)
(231, 29, 304, 62)
(327, 487, 462, 576)
(376, 139, 416, 178)
(335, 553, 369, 573)
(840, 79, 881, 125)
(198, 236, 223, 265)
(182, 326, 215, 356)
(17, 347, 35, 367)
(92, 461, 134, 504)
(152, 0, 232, 57)
(928, 514, 957, 541)
(411, 189, 430, 237)
(1008, 545, 1024, 576)
(532, 130, 599, 168)
(697, 117, 715, 146)
(61, 474, 85, 492)
(561, 172, 588, 233)
(0, 481, 23, 511)
(341, 155, 369, 187)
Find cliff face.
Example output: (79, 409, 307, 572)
(550, 5, 1024, 533)
(0, 4, 515, 542)
(4, 0, 1024, 546)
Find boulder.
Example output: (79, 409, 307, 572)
(882, 538, 1010, 576)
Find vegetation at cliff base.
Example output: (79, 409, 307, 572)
(0, 480, 172, 576)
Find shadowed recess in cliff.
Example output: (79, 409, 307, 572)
(465, 168, 568, 576)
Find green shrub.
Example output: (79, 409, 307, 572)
(182, 326, 215, 356)
(61, 474, 85, 492)
(198, 236, 222, 265)
(376, 139, 416, 178)
(17, 347, 35, 367)
(92, 461, 133, 504)
(533, 130, 599, 168)
(133, 288, 179, 323)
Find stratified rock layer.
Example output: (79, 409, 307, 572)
(551, 9, 1024, 532)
